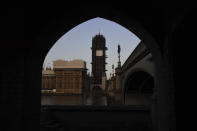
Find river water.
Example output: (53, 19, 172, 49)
(41, 95, 108, 106)
(41, 94, 152, 106)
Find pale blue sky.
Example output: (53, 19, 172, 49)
(43, 17, 141, 79)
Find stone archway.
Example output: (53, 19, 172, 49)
(34, 6, 175, 131)
(92, 86, 102, 95)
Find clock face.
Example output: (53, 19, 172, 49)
(96, 50, 103, 56)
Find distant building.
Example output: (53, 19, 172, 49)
(107, 75, 116, 91)
(53, 60, 88, 95)
(41, 67, 56, 94)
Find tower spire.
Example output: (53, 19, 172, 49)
(112, 64, 114, 76)
(117, 44, 121, 68)
(99, 28, 101, 35)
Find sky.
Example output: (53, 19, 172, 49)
(43, 17, 141, 79)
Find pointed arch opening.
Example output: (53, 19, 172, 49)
(41, 17, 155, 107)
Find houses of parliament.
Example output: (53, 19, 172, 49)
(42, 59, 91, 95)
(41, 33, 119, 95)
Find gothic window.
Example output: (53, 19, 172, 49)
(76, 77, 79, 88)
(58, 79, 62, 88)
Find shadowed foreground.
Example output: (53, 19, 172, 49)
(41, 106, 153, 131)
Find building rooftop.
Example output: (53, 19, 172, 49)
(92, 33, 106, 40)
(42, 70, 55, 75)
(53, 59, 87, 69)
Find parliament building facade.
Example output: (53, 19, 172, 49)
(42, 60, 90, 95)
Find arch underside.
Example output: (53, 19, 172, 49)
(124, 71, 154, 106)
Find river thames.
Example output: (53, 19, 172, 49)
(41, 95, 109, 106)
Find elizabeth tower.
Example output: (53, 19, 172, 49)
(91, 33, 107, 85)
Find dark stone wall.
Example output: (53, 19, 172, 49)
(0, 5, 194, 131)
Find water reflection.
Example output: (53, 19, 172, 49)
(41, 94, 152, 106)
(125, 94, 152, 106)
(41, 95, 108, 106)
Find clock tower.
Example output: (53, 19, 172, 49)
(91, 33, 107, 85)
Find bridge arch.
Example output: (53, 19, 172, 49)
(92, 86, 102, 92)
(123, 70, 154, 106)
(92, 86, 103, 95)
(122, 67, 154, 88)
